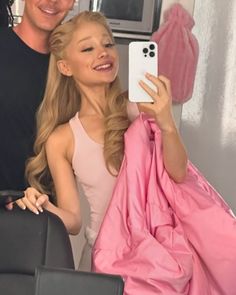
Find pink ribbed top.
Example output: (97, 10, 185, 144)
(69, 102, 139, 246)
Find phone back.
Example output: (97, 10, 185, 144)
(129, 41, 158, 103)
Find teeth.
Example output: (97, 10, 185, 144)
(95, 64, 111, 70)
(41, 8, 58, 15)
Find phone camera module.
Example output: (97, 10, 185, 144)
(149, 51, 155, 57)
(143, 47, 148, 57)
(149, 44, 155, 50)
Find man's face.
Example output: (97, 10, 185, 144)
(23, 0, 75, 32)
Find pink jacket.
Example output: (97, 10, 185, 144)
(92, 114, 236, 295)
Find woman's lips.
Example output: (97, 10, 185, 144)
(94, 63, 113, 71)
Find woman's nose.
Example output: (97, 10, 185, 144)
(98, 48, 108, 59)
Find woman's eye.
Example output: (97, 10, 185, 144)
(81, 47, 93, 52)
(105, 43, 115, 48)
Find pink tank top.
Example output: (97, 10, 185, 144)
(69, 102, 139, 245)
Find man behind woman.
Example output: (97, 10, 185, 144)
(15, 11, 187, 270)
(0, 0, 75, 191)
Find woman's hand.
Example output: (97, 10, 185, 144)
(138, 73, 188, 182)
(138, 74, 176, 132)
(15, 187, 49, 215)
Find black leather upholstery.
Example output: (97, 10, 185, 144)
(0, 207, 75, 295)
(35, 266, 124, 295)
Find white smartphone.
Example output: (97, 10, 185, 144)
(128, 41, 158, 103)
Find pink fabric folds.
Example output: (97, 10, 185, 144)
(151, 4, 199, 103)
(92, 114, 236, 295)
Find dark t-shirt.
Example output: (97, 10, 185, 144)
(0, 28, 49, 190)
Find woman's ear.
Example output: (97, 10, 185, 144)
(57, 60, 73, 77)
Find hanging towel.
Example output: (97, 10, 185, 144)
(151, 4, 199, 103)
(92, 113, 236, 295)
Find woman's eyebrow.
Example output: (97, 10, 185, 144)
(77, 33, 110, 44)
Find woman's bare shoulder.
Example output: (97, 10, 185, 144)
(46, 123, 74, 156)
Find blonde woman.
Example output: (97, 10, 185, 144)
(15, 11, 187, 270)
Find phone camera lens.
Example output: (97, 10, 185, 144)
(149, 51, 155, 57)
(143, 47, 148, 54)
(149, 44, 155, 50)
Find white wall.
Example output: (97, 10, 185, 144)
(180, 0, 236, 212)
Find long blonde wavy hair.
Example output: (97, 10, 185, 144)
(25, 11, 130, 195)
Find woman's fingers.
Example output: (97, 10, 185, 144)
(19, 196, 40, 215)
(158, 75, 171, 96)
(139, 80, 157, 103)
(14, 187, 49, 215)
(137, 74, 175, 131)
(15, 198, 26, 210)
(35, 194, 49, 213)
(139, 73, 171, 102)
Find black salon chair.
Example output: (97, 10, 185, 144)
(34, 266, 124, 295)
(0, 206, 75, 295)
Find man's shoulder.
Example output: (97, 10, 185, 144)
(0, 27, 13, 38)
(0, 27, 16, 49)
(0, 27, 49, 63)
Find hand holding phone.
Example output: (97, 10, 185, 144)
(0, 190, 24, 207)
(128, 41, 158, 103)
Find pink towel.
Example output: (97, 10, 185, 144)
(151, 4, 199, 103)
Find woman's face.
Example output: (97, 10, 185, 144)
(58, 21, 119, 89)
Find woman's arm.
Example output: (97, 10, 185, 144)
(16, 124, 81, 235)
(138, 74, 188, 183)
(43, 124, 81, 234)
